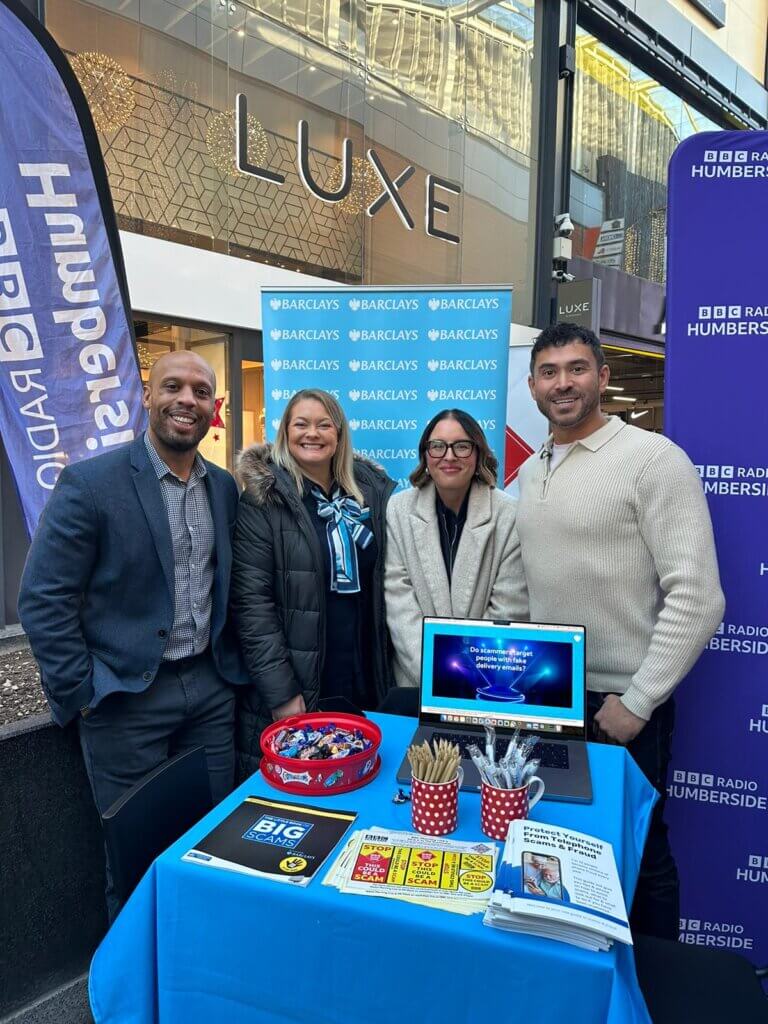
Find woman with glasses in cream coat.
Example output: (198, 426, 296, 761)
(384, 409, 528, 696)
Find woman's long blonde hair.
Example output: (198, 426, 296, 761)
(272, 389, 363, 503)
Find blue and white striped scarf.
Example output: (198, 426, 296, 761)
(312, 485, 373, 594)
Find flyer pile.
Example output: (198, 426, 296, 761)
(271, 723, 373, 761)
(325, 827, 499, 915)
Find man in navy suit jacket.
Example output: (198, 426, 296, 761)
(19, 350, 247, 919)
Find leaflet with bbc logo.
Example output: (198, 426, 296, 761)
(182, 796, 357, 886)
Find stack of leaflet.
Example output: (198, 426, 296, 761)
(483, 820, 632, 951)
(325, 826, 498, 915)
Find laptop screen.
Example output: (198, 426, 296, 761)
(419, 617, 586, 739)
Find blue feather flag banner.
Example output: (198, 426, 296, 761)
(0, 0, 145, 535)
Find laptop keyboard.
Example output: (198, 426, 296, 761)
(436, 732, 571, 771)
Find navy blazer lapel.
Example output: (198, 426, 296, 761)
(130, 436, 175, 601)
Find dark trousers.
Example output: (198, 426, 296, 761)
(78, 650, 235, 921)
(587, 692, 680, 941)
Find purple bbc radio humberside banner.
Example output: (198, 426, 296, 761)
(665, 132, 768, 970)
(0, 0, 145, 535)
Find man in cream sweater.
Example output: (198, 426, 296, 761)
(516, 322, 724, 941)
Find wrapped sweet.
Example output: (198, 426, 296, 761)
(271, 722, 373, 761)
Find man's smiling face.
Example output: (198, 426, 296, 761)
(143, 351, 216, 452)
(528, 340, 609, 436)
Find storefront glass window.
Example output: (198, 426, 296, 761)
(45, 0, 539, 322)
(135, 319, 234, 470)
(571, 29, 721, 284)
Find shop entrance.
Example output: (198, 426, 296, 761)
(602, 345, 664, 432)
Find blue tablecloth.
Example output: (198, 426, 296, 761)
(89, 714, 656, 1024)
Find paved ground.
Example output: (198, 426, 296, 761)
(0, 638, 47, 726)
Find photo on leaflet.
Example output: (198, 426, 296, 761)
(432, 633, 573, 706)
(522, 852, 568, 901)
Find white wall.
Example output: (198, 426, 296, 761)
(120, 231, 329, 330)
(120, 231, 537, 346)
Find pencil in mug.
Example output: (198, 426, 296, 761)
(406, 737, 460, 784)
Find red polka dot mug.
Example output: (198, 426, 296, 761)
(480, 776, 545, 841)
(411, 769, 463, 836)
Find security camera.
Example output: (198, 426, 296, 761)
(552, 270, 575, 283)
(554, 213, 575, 238)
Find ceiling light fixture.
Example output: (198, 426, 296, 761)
(70, 52, 135, 132)
(327, 156, 380, 216)
(206, 108, 268, 177)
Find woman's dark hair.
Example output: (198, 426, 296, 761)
(409, 409, 498, 488)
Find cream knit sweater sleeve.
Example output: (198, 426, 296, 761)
(621, 443, 725, 720)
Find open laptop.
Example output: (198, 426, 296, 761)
(396, 616, 592, 803)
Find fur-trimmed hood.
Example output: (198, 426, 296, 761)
(236, 442, 389, 507)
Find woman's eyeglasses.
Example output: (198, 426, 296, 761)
(425, 440, 476, 459)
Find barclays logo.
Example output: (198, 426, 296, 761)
(354, 329, 419, 342)
(427, 388, 497, 401)
(271, 388, 339, 402)
(427, 358, 498, 371)
(427, 296, 500, 311)
(275, 359, 340, 371)
(348, 417, 418, 431)
(349, 359, 418, 372)
(269, 329, 340, 342)
(348, 388, 418, 402)
(349, 297, 420, 312)
(268, 297, 340, 311)
(359, 447, 418, 460)
(427, 328, 499, 341)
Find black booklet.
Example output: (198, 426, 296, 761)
(182, 796, 357, 887)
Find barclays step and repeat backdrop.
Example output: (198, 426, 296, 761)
(262, 288, 511, 488)
(666, 132, 768, 967)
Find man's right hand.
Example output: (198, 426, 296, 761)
(272, 694, 306, 721)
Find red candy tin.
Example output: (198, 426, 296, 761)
(260, 712, 382, 795)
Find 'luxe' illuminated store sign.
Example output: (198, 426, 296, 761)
(236, 94, 461, 245)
